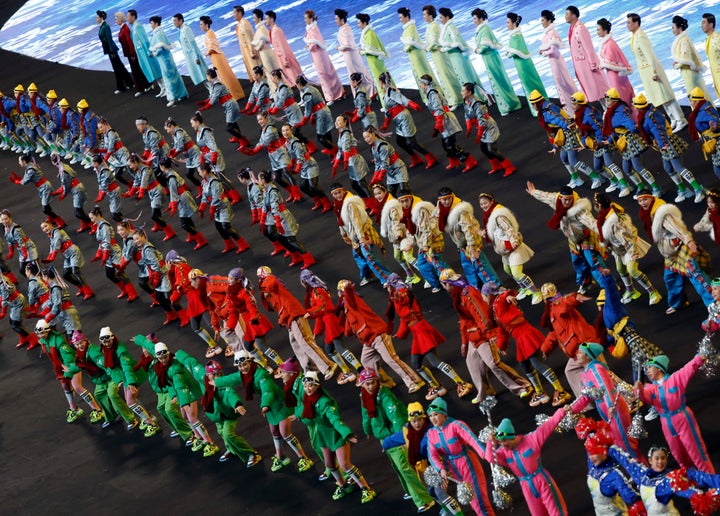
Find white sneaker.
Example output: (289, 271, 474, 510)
(516, 288, 529, 300)
(531, 291, 543, 305)
(618, 187, 631, 198)
(694, 190, 706, 203)
(590, 178, 603, 190)
(605, 182, 618, 193)
(674, 191, 686, 203)
(167, 100, 177, 107)
(134, 91, 143, 98)
(423, 281, 431, 289)
(672, 120, 688, 133)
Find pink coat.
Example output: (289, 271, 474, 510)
(270, 24, 304, 86)
(336, 23, 375, 98)
(488, 408, 568, 516)
(597, 35, 634, 106)
(568, 21, 608, 102)
(539, 24, 577, 113)
(637, 355, 715, 473)
(304, 22, 344, 102)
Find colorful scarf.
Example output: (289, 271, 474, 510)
(547, 195, 572, 230)
(284, 378, 298, 408)
(635, 108, 651, 145)
(601, 102, 622, 138)
(688, 100, 705, 142)
(406, 419, 430, 466)
(436, 196, 455, 232)
(361, 388, 378, 419)
(75, 347, 100, 376)
(201, 377, 216, 412)
(102, 339, 119, 369)
(481, 201, 498, 242)
(153, 353, 174, 388)
(301, 389, 322, 419)
(709, 204, 720, 245)
(241, 361, 258, 401)
(638, 198, 657, 243)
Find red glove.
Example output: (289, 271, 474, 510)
(297, 116, 309, 127)
(91, 249, 102, 262)
(20, 246, 28, 260)
(209, 205, 217, 218)
(432, 116, 444, 138)
(379, 117, 390, 132)
(168, 201, 178, 217)
(41, 250, 58, 264)
(167, 149, 178, 159)
(331, 159, 340, 179)
(95, 190, 106, 203)
(268, 106, 280, 115)
(309, 113, 316, 125)
(250, 104, 260, 115)
(370, 169, 387, 184)
(241, 102, 255, 114)
(210, 152, 218, 165)
(407, 100, 422, 111)
(50, 186, 63, 197)
(198, 202, 207, 218)
(5, 245, 14, 261)
(465, 119, 475, 138)
(136, 188, 146, 200)
(196, 99, 212, 111)
(101, 249, 110, 266)
(116, 258, 129, 272)
(475, 126, 485, 144)
(239, 145, 261, 156)
(274, 216, 284, 235)
(149, 270, 161, 288)
(293, 161, 302, 175)
(350, 108, 361, 123)
(121, 186, 136, 199)
(9, 171, 22, 185)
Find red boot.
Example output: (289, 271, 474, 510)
(270, 240, 286, 256)
(185, 232, 193, 243)
(319, 196, 332, 213)
(488, 158, 504, 175)
(116, 282, 128, 299)
(76, 220, 93, 233)
(150, 221, 162, 232)
(163, 310, 179, 325)
(445, 157, 462, 170)
(124, 282, 139, 302)
(306, 140, 318, 154)
(462, 155, 479, 174)
(162, 225, 177, 242)
(227, 189, 243, 205)
(222, 239, 236, 254)
(320, 145, 338, 157)
(310, 196, 322, 211)
(236, 237, 250, 254)
(301, 252, 316, 270)
(501, 158, 516, 177)
(15, 333, 28, 349)
(288, 252, 303, 267)
(82, 285, 96, 300)
(424, 152, 438, 169)
(150, 293, 160, 308)
(177, 308, 190, 327)
(26, 333, 39, 350)
(288, 185, 303, 203)
(191, 232, 208, 251)
(408, 153, 424, 168)
(52, 215, 67, 229)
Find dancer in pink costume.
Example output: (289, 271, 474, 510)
(304, 10, 344, 104)
(266, 11, 304, 88)
(596, 18, 635, 107)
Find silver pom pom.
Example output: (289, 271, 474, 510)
(478, 395, 497, 416)
(423, 466, 442, 488)
(698, 334, 719, 378)
(581, 386, 604, 400)
(627, 411, 648, 440)
(556, 411, 579, 433)
(477, 425, 494, 444)
(491, 488, 513, 510)
(456, 481, 475, 506)
(492, 464, 516, 488)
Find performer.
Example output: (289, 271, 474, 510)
(295, 75, 337, 156)
(97, 118, 131, 187)
(596, 18, 634, 107)
(437, 8, 482, 91)
(439, 269, 533, 405)
(180, 268, 223, 359)
(199, 16, 245, 100)
(337, 280, 423, 393)
(538, 282, 596, 399)
(172, 13, 208, 88)
(435, 186, 500, 288)
(506, 13, 547, 116)
(671, 16, 712, 101)
(334, 113, 371, 198)
(362, 126, 411, 197)
(241, 65, 271, 115)
(91, 154, 124, 222)
(633, 93, 705, 204)
(1, 209, 39, 276)
(334, 9, 375, 99)
(482, 281, 567, 407)
(114, 11, 150, 96)
(539, 10, 578, 114)
(251, 9, 281, 92)
(330, 183, 391, 285)
(95, 10, 133, 94)
(376, 185, 420, 284)
(627, 13, 687, 132)
(636, 354, 715, 473)
(489, 411, 571, 515)
(636, 190, 713, 313)
(127, 9, 161, 93)
(10, 153, 66, 228)
(478, 193, 541, 303)
(471, 9, 521, 115)
(49, 154, 92, 233)
(266, 11, 304, 88)
(148, 16, 188, 107)
(304, 10, 344, 104)
(268, 70, 307, 148)
(702, 13, 720, 99)
(75, 99, 99, 169)
(164, 117, 202, 188)
(426, 397, 496, 516)
(134, 116, 169, 186)
(358, 369, 427, 508)
(0, 273, 37, 350)
(421, 5, 462, 109)
(197, 68, 251, 150)
(527, 182, 607, 293)
(688, 87, 720, 180)
(158, 158, 207, 250)
(281, 124, 332, 214)
(127, 154, 176, 241)
(232, 6, 262, 81)
(594, 194, 662, 305)
(564, 6, 608, 104)
(356, 13, 390, 109)
(40, 219, 94, 300)
(398, 7, 436, 104)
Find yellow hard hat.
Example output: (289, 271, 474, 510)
(58, 98, 70, 108)
(541, 282, 557, 300)
(46, 89, 57, 100)
(632, 93, 649, 109)
(571, 91, 587, 105)
(27, 83, 38, 93)
(13, 84, 24, 93)
(77, 99, 89, 110)
(439, 268, 460, 283)
(188, 268, 204, 280)
(605, 88, 621, 101)
(337, 279, 353, 291)
(407, 402, 426, 420)
(689, 87, 706, 101)
(529, 90, 545, 103)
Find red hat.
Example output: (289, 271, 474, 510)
(584, 434, 608, 456)
(575, 416, 597, 440)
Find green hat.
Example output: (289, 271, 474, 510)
(645, 355, 669, 374)
(495, 418, 516, 440)
(711, 277, 720, 288)
(427, 397, 447, 415)
(580, 342, 604, 360)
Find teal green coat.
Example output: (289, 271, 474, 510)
(64, 344, 111, 385)
(293, 376, 353, 451)
(99, 339, 144, 387)
(360, 386, 407, 440)
(41, 330, 76, 369)
(214, 366, 289, 426)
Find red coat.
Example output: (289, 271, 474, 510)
(340, 285, 387, 345)
(168, 262, 192, 303)
(227, 282, 273, 341)
(118, 23, 137, 59)
(492, 290, 544, 362)
(451, 285, 496, 347)
(205, 275, 229, 333)
(304, 287, 343, 343)
(390, 287, 444, 355)
(259, 275, 304, 328)
(183, 277, 210, 318)
(540, 293, 596, 358)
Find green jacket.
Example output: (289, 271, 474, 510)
(214, 366, 289, 426)
(64, 344, 111, 385)
(98, 21, 118, 54)
(293, 376, 353, 451)
(41, 330, 76, 369)
(360, 386, 407, 440)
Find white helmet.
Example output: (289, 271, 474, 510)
(233, 349, 253, 366)
(99, 326, 113, 339)
(35, 319, 50, 333)
(154, 342, 169, 355)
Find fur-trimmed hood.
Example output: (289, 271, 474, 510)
(446, 201, 474, 232)
(380, 198, 401, 238)
(651, 203, 686, 242)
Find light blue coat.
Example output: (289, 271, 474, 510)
(130, 21, 161, 83)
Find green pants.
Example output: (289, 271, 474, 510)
(93, 382, 118, 423)
(216, 418, 255, 461)
(106, 381, 135, 424)
(386, 445, 434, 508)
(157, 392, 192, 440)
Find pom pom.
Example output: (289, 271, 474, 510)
(582, 385, 605, 400)
(535, 413, 550, 427)
(698, 334, 719, 378)
(491, 488, 512, 510)
(478, 395, 497, 416)
(575, 416, 598, 440)
(690, 490, 720, 516)
(477, 425, 494, 444)
(457, 481, 476, 506)
(667, 468, 692, 491)
(557, 411, 580, 433)
(627, 411, 648, 440)
(491, 464, 516, 488)
(423, 466, 442, 488)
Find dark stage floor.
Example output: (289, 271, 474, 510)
(0, 2, 718, 514)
